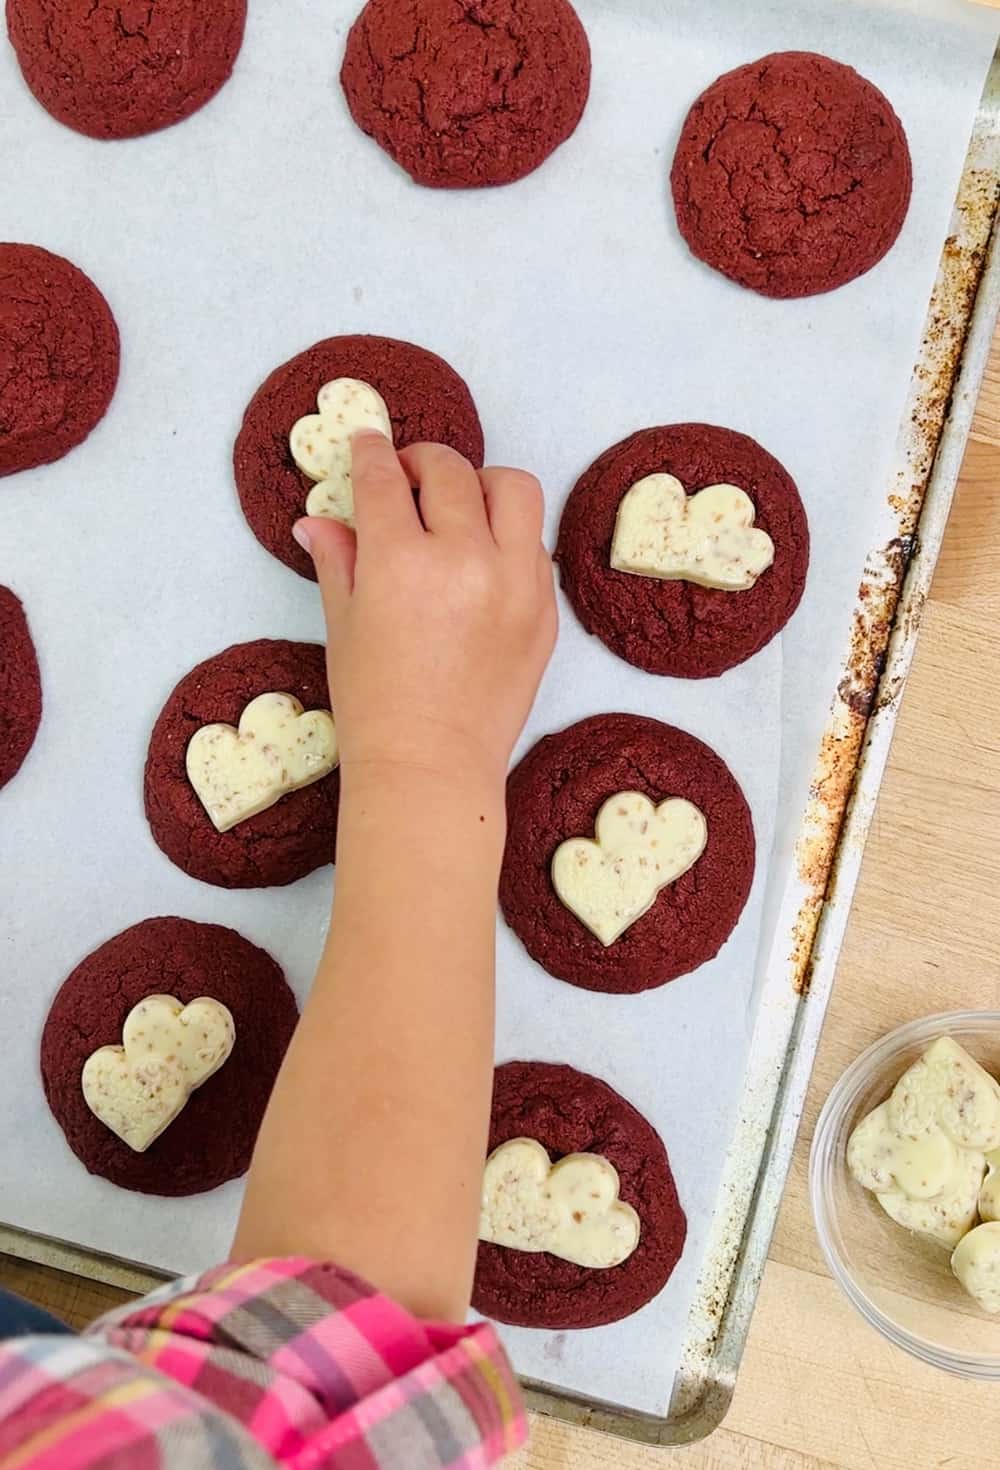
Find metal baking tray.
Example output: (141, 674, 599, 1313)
(518, 44, 1000, 1445)
(3, 23, 999, 1454)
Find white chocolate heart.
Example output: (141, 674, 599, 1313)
(610, 474, 775, 590)
(551, 791, 707, 946)
(479, 1138, 640, 1269)
(82, 995, 235, 1153)
(290, 377, 393, 527)
(876, 1145, 986, 1248)
(847, 1100, 962, 1200)
(186, 692, 338, 833)
(952, 1222, 1000, 1312)
(888, 1037, 1000, 1151)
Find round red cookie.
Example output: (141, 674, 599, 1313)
(670, 51, 912, 299)
(473, 1062, 687, 1329)
(340, 0, 590, 189)
(234, 334, 485, 579)
(145, 639, 339, 889)
(6, 0, 246, 140)
(556, 423, 808, 679)
(41, 917, 298, 1195)
(0, 587, 42, 790)
(500, 713, 754, 994)
(0, 243, 119, 478)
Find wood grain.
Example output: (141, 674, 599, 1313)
(5, 327, 1000, 1467)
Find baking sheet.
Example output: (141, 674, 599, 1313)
(0, 0, 997, 1426)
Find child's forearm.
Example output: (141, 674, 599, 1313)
(233, 758, 505, 1321)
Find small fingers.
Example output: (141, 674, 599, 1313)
(293, 516, 357, 628)
(399, 443, 490, 541)
(479, 467, 545, 551)
(352, 431, 421, 541)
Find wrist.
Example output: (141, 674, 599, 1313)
(338, 754, 507, 829)
(337, 723, 509, 798)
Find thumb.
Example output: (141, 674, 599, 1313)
(293, 516, 356, 628)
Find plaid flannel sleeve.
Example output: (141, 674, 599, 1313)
(0, 1258, 527, 1469)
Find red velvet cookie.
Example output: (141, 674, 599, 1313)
(145, 639, 339, 889)
(234, 334, 485, 579)
(0, 243, 119, 478)
(500, 713, 754, 994)
(0, 587, 41, 790)
(6, 0, 247, 140)
(556, 423, 808, 679)
(41, 917, 298, 1195)
(670, 52, 912, 298)
(340, 0, 590, 189)
(473, 1062, 687, 1329)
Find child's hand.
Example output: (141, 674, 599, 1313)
(294, 433, 557, 789)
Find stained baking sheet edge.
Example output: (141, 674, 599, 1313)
(3, 39, 999, 1454)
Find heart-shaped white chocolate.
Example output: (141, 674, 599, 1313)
(888, 1036, 1000, 1151)
(479, 1137, 640, 1269)
(551, 791, 707, 946)
(186, 692, 339, 833)
(290, 377, 393, 527)
(610, 474, 775, 590)
(847, 1100, 962, 1199)
(876, 1145, 986, 1248)
(82, 995, 235, 1153)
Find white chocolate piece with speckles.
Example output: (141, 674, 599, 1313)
(847, 1101, 962, 1199)
(186, 692, 338, 833)
(551, 791, 707, 946)
(479, 1137, 640, 1269)
(888, 1036, 1000, 1151)
(952, 1221, 1000, 1312)
(876, 1145, 986, 1248)
(82, 995, 235, 1153)
(610, 475, 775, 590)
(290, 378, 392, 527)
(848, 1036, 1000, 1229)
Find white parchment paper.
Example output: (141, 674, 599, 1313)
(0, 0, 996, 1421)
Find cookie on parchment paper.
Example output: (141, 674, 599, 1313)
(340, 0, 591, 188)
(670, 51, 912, 299)
(473, 1061, 687, 1329)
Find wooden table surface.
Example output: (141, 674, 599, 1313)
(6, 330, 1000, 1468)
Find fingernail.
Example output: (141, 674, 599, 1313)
(350, 428, 386, 445)
(292, 520, 312, 553)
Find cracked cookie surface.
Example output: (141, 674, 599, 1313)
(234, 334, 485, 579)
(0, 243, 119, 477)
(499, 714, 755, 995)
(473, 1062, 687, 1328)
(670, 51, 912, 298)
(340, 0, 590, 188)
(145, 639, 339, 889)
(6, 0, 247, 139)
(0, 587, 42, 790)
(555, 423, 809, 679)
(41, 917, 298, 1195)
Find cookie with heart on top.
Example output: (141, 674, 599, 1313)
(499, 712, 754, 994)
(555, 423, 809, 678)
(233, 334, 485, 580)
(472, 1061, 687, 1328)
(41, 917, 298, 1195)
(144, 639, 340, 889)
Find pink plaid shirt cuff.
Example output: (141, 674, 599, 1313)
(0, 1258, 527, 1468)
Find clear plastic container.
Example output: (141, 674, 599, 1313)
(810, 1010, 1000, 1378)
